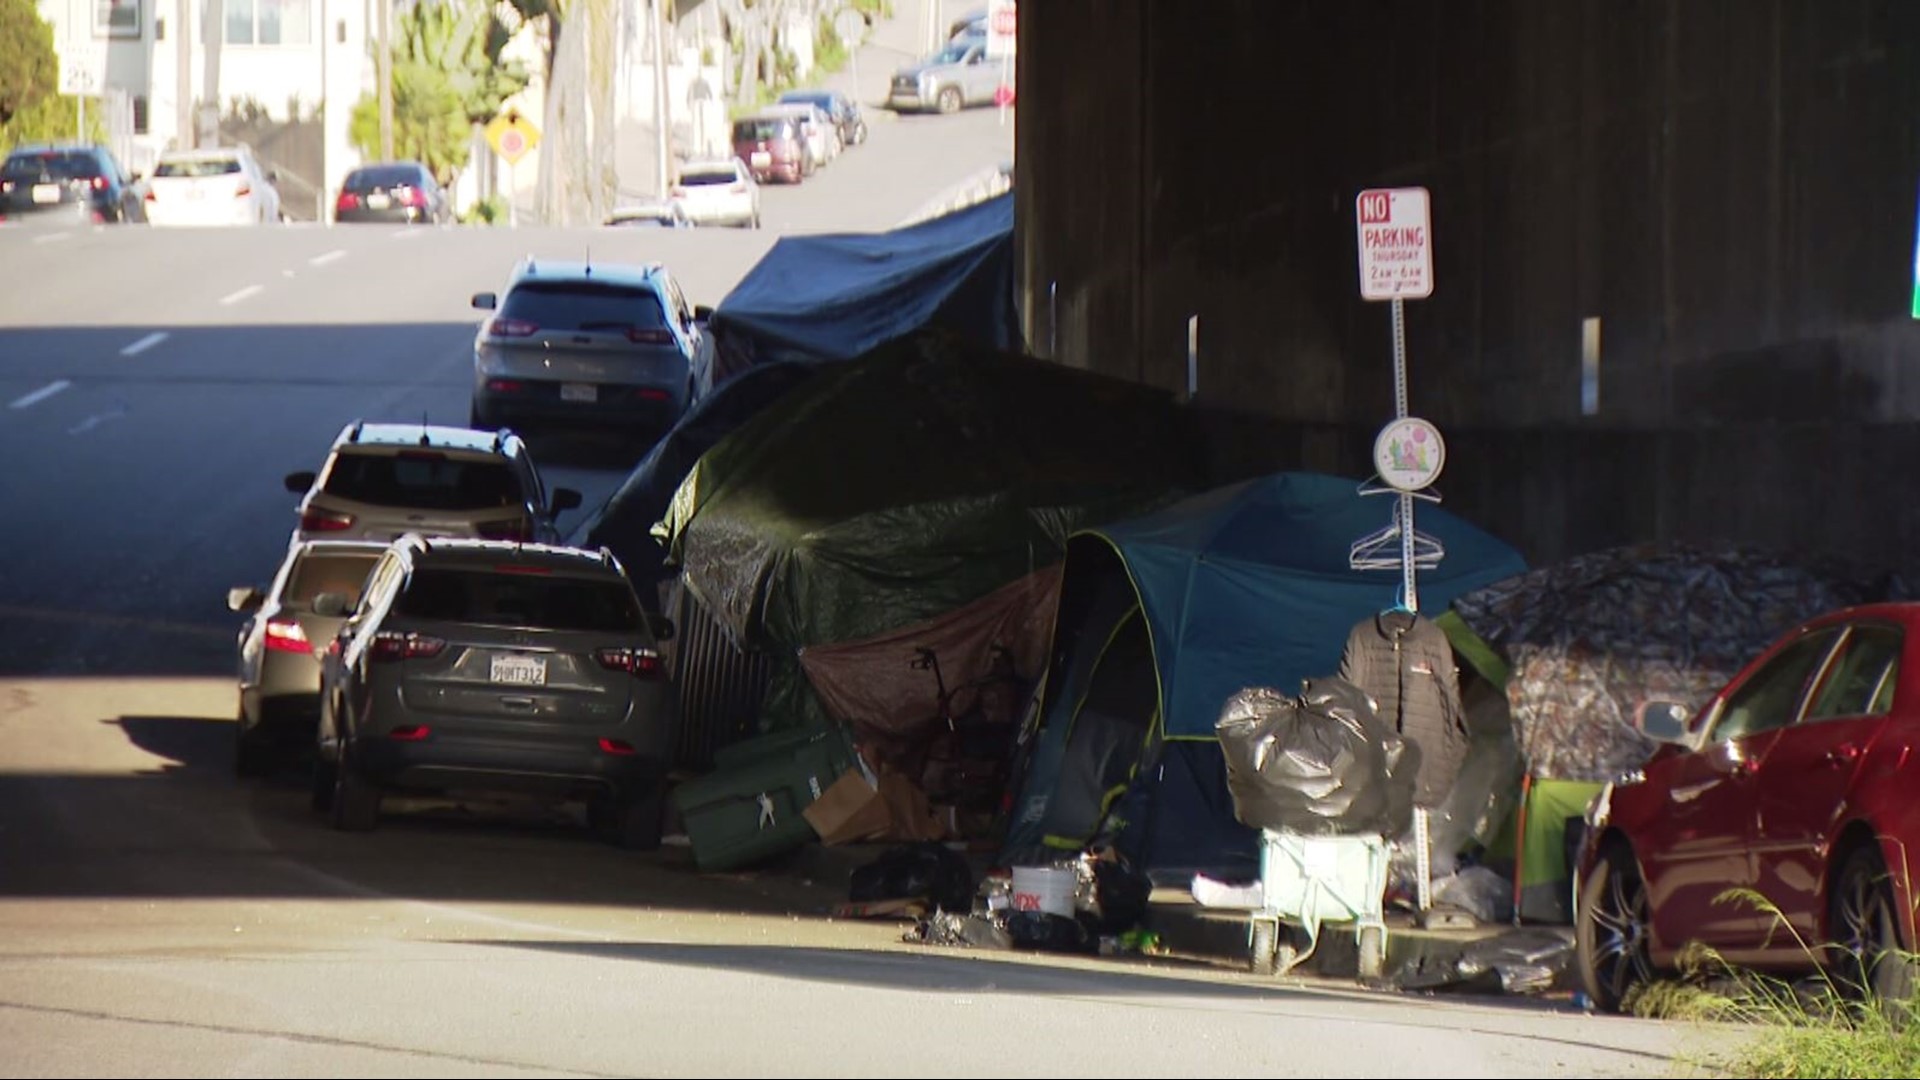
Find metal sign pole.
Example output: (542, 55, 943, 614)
(1390, 295, 1417, 616)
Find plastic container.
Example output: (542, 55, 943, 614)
(1010, 865, 1076, 917)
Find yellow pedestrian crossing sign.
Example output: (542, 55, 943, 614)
(486, 109, 541, 166)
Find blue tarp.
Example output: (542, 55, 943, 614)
(706, 193, 1018, 380)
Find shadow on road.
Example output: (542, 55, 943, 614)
(482, 939, 1309, 1002)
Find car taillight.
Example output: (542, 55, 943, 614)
(368, 630, 446, 662)
(596, 647, 666, 680)
(634, 387, 671, 402)
(626, 328, 673, 344)
(404, 187, 428, 207)
(388, 725, 431, 741)
(338, 192, 361, 210)
(598, 738, 638, 756)
(477, 518, 532, 541)
(236, 181, 252, 197)
(91, 176, 107, 191)
(485, 378, 524, 393)
(1, 181, 12, 193)
(143, 188, 156, 201)
(300, 508, 355, 532)
(489, 317, 539, 338)
(264, 617, 311, 654)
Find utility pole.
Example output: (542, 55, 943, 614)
(175, 0, 193, 149)
(378, 0, 394, 160)
(651, 0, 670, 198)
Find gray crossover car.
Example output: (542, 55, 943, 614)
(228, 540, 387, 774)
(284, 421, 580, 545)
(310, 536, 677, 849)
(469, 258, 704, 438)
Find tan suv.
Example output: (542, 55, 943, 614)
(283, 421, 581, 545)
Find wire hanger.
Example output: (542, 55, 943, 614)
(1348, 498, 1446, 572)
(1356, 474, 1444, 504)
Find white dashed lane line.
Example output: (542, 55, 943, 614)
(219, 284, 264, 305)
(309, 249, 347, 267)
(10, 380, 71, 409)
(120, 332, 169, 357)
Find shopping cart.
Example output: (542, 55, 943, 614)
(1247, 828, 1390, 978)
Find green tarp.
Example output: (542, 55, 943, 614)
(658, 330, 1205, 659)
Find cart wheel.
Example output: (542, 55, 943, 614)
(1357, 926, 1385, 979)
(1251, 918, 1278, 975)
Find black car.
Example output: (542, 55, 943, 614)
(0, 144, 146, 224)
(777, 89, 869, 148)
(334, 161, 451, 225)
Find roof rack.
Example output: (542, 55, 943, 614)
(348, 420, 365, 443)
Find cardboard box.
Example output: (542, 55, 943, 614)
(803, 769, 890, 846)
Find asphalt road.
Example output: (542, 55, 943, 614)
(0, 103, 1739, 1076)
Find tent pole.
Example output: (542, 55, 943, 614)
(1511, 772, 1532, 926)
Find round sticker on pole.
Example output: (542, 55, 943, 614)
(1373, 417, 1445, 492)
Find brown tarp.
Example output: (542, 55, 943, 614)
(798, 563, 1064, 747)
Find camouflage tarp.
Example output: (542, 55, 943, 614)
(1449, 543, 1907, 782)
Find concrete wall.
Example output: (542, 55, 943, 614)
(1018, 0, 1920, 577)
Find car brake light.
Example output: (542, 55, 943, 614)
(626, 328, 673, 344)
(144, 188, 156, 201)
(634, 387, 671, 402)
(91, 176, 107, 191)
(264, 617, 311, 654)
(368, 630, 446, 662)
(489, 317, 539, 337)
(596, 647, 666, 680)
(235, 181, 252, 197)
(485, 378, 524, 393)
(598, 738, 638, 756)
(389, 725, 431, 741)
(300, 508, 355, 532)
(405, 187, 428, 208)
(338, 192, 361, 210)
(477, 518, 532, 541)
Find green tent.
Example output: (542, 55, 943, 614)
(658, 331, 1204, 728)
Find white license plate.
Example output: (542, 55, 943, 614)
(366, 193, 392, 209)
(186, 187, 204, 200)
(31, 184, 60, 204)
(560, 383, 597, 403)
(749, 151, 771, 167)
(491, 654, 547, 685)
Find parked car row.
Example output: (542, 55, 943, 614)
(232, 416, 677, 849)
(728, 88, 867, 187)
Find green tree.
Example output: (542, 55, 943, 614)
(0, 0, 58, 128)
(348, 0, 529, 185)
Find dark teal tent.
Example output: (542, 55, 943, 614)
(999, 472, 1529, 883)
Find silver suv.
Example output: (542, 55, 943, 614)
(310, 536, 677, 848)
(469, 258, 703, 438)
(283, 421, 580, 545)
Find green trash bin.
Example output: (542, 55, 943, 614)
(673, 725, 857, 872)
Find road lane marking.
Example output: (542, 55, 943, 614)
(309, 249, 347, 266)
(10, 380, 71, 409)
(68, 408, 124, 435)
(219, 284, 264, 305)
(391, 228, 421, 240)
(30, 232, 69, 244)
(120, 331, 168, 356)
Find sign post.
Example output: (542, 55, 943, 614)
(57, 44, 108, 141)
(1356, 185, 1439, 915)
(987, 0, 1016, 123)
(485, 108, 541, 227)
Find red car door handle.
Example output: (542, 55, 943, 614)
(1824, 744, 1861, 767)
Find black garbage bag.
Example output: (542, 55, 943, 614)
(1083, 852, 1154, 934)
(1216, 676, 1419, 837)
(848, 842, 976, 912)
(1006, 910, 1093, 953)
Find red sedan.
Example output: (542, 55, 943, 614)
(1575, 603, 1918, 1012)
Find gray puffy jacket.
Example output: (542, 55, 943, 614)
(1336, 610, 1468, 809)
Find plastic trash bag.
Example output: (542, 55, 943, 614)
(848, 841, 975, 912)
(1216, 677, 1419, 837)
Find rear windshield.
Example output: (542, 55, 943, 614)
(395, 568, 642, 633)
(3, 152, 102, 180)
(500, 281, 669, 332)
(344, 165, 424, 190)
(733, 118, 792, 141)
(285, 552, 381, 607)
(156, 158, 242, 177)
(321, 450, 521, 511)
(680, 168, 737, 186)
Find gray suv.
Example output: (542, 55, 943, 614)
(311, 536, 677, 849)
(284, 421, 580, 545)
(470, 258, 703, 439)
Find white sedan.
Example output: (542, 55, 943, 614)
(668, 159, 761, 229)
(142, 146, 281, 226)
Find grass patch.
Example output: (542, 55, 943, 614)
(1623, 890, 1920, 1078)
